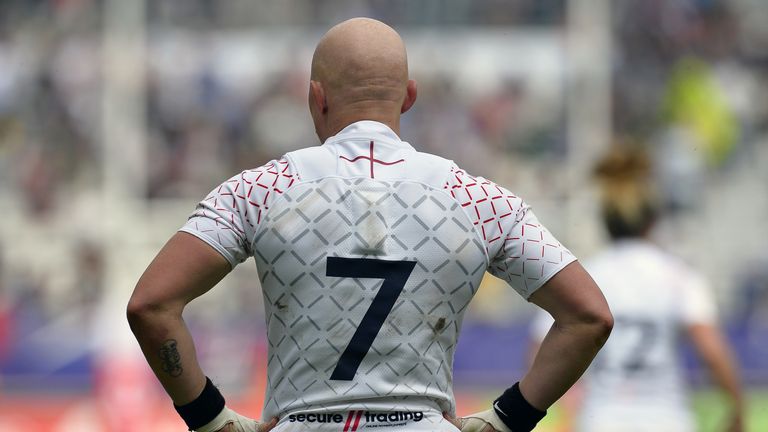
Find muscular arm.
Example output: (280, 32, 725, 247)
(127, 232, 231, 405)
(522, 261, 613, 410)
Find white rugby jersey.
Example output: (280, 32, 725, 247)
(181, 121, 575, 428)
(531, 240, 717, 432)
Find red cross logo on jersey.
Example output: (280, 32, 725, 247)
(339, 141, 405, 179)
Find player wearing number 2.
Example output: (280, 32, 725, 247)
(128, 18, 613, 432)
(530, 147, 745, 432)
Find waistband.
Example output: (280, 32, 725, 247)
(274, 408, 458, 432)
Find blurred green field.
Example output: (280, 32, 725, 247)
(462, 389, 768, 432)
(512, 389, 768, 432)
(693, 390, 768, 432)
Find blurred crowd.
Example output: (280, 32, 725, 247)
(1, 0, 768, 392)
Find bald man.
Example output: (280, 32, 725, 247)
(128, 18, 612, 432)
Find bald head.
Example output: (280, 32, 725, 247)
(312, 18, 408, 101)
(308, 18, 417, 142)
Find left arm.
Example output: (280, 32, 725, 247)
(679, 270, 745, 432)
(687, 324, 745, 432)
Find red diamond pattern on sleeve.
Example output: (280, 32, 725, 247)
(179, 157, 299, 268)
(444, 163, 575, 298)
(444, 165, 524, 252)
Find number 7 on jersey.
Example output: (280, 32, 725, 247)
(326, 257, 416, 380)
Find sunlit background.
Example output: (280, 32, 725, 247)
(1, 0, 767, 431)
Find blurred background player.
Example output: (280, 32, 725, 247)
(530, 146, 745, 432)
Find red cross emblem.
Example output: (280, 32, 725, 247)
(339, 141, 405, 179)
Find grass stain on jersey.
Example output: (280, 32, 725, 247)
(432, 317, 447, 335)
(351, 188, 389, 256)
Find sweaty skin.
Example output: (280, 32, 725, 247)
(308, 18, 417, 142)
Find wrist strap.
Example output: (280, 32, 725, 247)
(492, 382, 546, 432)
(174, 377, 226, 430)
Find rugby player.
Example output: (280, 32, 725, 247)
(128, 18, 613, 432)
(530, 147, 745, 432)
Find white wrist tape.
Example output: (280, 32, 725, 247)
(194, 407, 258, 432)
(461, 409, 513, 432)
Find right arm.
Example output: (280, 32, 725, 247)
(523, 261, 613, 409)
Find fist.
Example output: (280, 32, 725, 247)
(194, 407, 278, 432)
(216, 417, 278, 432)
(443, 413, 499, 432)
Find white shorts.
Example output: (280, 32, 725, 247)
(271, 409, 460, 432)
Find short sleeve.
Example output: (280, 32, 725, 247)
(445, 163, 576, 299)
(679, 271, 718, 325)
(487, 207, 576, 298)
(179, 158, 298, 268)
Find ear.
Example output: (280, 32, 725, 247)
(309, 80, 328, 114)
(401, 79, 418, 114)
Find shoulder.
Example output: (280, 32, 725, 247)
(284, 146, 332, 182)
(643, 244, 705, 285)
(443, 162, 527, 219)
(406, 150, 454, 188)
(229, 157, 299, 205)
(240, 156, 299, 188)
(200, 156, 301, 226)
(590, 242, 708, 291)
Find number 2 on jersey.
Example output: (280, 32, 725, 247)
(620, 318, 658, 372)
(326, 257, 416, 380)
(593, 317, 659, 374)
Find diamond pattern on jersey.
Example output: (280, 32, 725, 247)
(182, 158, 298, 264)
(181, 148, 576, 416)
(444, 164, 575, 298)
(196, 158, 297, 230)
(193, 159, 298, 231)
(488, 218, 575, 296)
(444, 165, 524, 252)
(253, 177, 486, 419)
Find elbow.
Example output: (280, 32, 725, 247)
(126, 294, 152, 332)
(567, 305, 613, 348)
(553, 306, 613, 348)
(590, 308, 614, 347)
(126, 289, 178, 333)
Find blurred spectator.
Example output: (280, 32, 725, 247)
(662, 58, 738, 167)
(73, 241, 105, 318)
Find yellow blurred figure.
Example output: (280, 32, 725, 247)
(663, 57, 738, 166)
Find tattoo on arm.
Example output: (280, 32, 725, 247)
(159, 339, 183, 377)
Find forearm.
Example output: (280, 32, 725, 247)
(694, 328, 744, 411)
(127, 308, 206, 405)
(709, 354, 743, 409)
(520, 319, 610, 410)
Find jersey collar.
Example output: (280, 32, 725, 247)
(323, 120, 415, 150)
